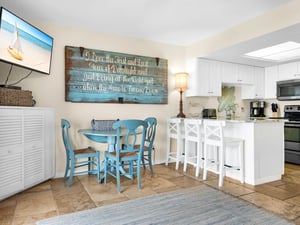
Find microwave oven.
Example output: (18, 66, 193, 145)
(277, 79, 300, 100)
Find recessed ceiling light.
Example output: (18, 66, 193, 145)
(244, 41, 300, 62)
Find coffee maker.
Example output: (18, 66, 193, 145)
(250, 101, 265, 117)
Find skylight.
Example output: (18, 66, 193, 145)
(244, 41, 300, 62)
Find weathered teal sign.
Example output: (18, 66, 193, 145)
(65, 46, 168, 104)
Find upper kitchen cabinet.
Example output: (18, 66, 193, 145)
(277, 61, 300, 81)
(185, 58, 221, 97)
(241, 67, 264, 99)
(264, 65, 278, 99)
(221, 62, 254, 85)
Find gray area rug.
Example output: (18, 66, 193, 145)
(37, 185, 293, 225)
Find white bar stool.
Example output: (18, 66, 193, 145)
(165, 118, 184, 170)
(202, 120, 244, 187)
(183, 118, 203, 177)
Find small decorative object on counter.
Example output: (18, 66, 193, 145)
(271, 103, 279, 117)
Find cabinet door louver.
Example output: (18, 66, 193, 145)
(24, 115, 43, 143)
(0, 111, 23, 198)
(24, 114, 44, 187)
(0, 115, 22, 148)
(0, 150, 23, 193)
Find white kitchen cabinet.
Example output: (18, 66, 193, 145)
(264, 65, 278, 99)
(221, 62, 254, 85)
(241, 67, 264, 99)
(186, 58, 221, 97)
(236, 64, 254, 84)
(277, 61, 300, 81)
(0, 106, 55, 200)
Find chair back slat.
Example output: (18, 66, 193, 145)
(167, 118, 184, 139)
(184, 118, 202, 141)
(61, 119, 74, 156)
(144, 117, 157, 148)
(203, 120, 225, 147)
(113, 119, 148, 158)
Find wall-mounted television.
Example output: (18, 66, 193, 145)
(0, 7, 54, 75)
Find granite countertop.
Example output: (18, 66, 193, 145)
(219, 117, 287, 123)
(187, 116, 287, 123)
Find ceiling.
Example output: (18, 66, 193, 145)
(1, 0, 295, 67)
(206, 22, 300, 67)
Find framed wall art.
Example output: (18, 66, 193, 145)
(65, 46, 168, 104)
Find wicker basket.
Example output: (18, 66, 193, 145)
(0, 88, 33, 106)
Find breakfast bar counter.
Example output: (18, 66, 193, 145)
(220, 119, 285, 185)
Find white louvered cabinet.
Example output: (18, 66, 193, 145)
(0, 106, 55, 200)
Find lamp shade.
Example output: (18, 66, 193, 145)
(175, 72, 188, 91)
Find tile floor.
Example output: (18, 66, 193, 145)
(1, 163, 300, 225)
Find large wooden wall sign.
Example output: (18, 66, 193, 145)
(65, 46, 168, 104)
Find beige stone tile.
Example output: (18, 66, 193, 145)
(0, 194, 18, 225)
(155, 164, 184, 179)
(0, 204, 15, 217)
(286, 195, 300, 207)
(14, 191, 56, 217)
(167, 175, 202, 188)
(95, 195, 130, 207)
(254, 183, 300, 200)
(123, 185, 157, 199)
(82, 180, 128, 202)
(23, 180, 52, 193)
(0, 197, 17, 210)
(293, 216, 300, 225)
(240, 192, 300, 221)
(283, 174, 300, 185)
(53, 191, 95, 215)
(13, 211, 57, 225)
(0, 215, 13, 225)
(149, 177, 177, 191)
(51, 177, 96, 215)
(219, 182, 254, 197)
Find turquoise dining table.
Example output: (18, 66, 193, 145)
(78, 128, 125, 152)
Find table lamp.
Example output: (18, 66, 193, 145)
(175, 72, 188, 118)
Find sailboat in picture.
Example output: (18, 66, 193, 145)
(7, 22, 23, 60)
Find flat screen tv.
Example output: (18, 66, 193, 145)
(0, 7, 54, 74)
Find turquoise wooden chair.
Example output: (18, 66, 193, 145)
(104, 119, 148, 193)
(140, 117, 157, 175)
(61, 119, 101, 186)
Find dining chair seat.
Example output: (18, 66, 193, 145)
(61, 119, 101, 187)
(74, 148, 98, 154)
(202, 119, 244, 187)
(108, 151, 137, 158)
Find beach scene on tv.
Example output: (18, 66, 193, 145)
(0, 8, 53, 74)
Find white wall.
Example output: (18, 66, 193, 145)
(0, 23, 186, 177)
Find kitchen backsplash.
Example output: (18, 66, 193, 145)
(185, 85, 300, 119)
(185, 86, 250, 118)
